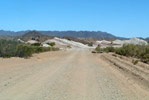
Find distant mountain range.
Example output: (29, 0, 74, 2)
(0, 30, 26, 36)
(21, 31, 53, 42)
(144, 38, 149, 43)
(0, 30, 148, 41)
(39, 31, 117, 39)
(0, 30, 117, 39)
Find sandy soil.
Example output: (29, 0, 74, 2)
(101, 53, 149, 89)
(0, 50, 149, 100)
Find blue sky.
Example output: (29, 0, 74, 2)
(0, 0, 148, 38)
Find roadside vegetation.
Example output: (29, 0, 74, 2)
(47, 42, 56, 47)
(0, 40, 59, 58)
(95, 44, 149, 64)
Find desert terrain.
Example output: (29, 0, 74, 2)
(0, 50, 149, 100)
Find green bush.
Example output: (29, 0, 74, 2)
(103, 47, 115, 52)
(115, 44, 149, 63)
(132, 59, 139, 65)
(88, 42, 93, 47)
(0, 40, 18, 57)
(142, 54, 149, 63)
(31, 43, 41, 46)
(95, 46, 115, 53)
(95, 44, 149, 64)
(67, 45, 71, 48)
(142, 46, 149, 63)
(16, 45, 33, 58)
(47, 42, 55, 47)
(95, 46, 101, 52)
(51, 47, 59, 51)
(0, 40, 59, 58)
(115, 44, 144, 57)
(32, 46, 58, 53)
(34, 47, 51, 53)
(115, 47, 126, 56)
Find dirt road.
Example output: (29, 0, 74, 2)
(0, 50, 148, 100)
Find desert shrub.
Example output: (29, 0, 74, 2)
(142, 54, 149, 63)
(47, 42, 55, 47)
(115, 47, 126, 56)
(95, 46, 115, 53)
(0, 40, 19, 57)
(142, 46, 149, 63)
(103, 47, 115, 52)
(31, 43, 41, 46)
(112, 54, 117, 57)
(115, 44, 144, 57)
(43, 47, 52, 51)
(88, 42, 93, 47)
(39, 47, 51, 52)
(95, 44, 149, 64)
(0, 40, 59, 58)
(33, 47, 43, 53)
(15, 45, 33, 57)
(116, 44, 135, 57)
(67, 45, 71, 48)
(115, 44, 149, 63)
(132, 59, 139, 65)
(52, 47, 58, 51)
(95, 46, 101, 52)
(33, 46, 58, 53)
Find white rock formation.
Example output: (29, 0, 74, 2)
(17, 39, 25, 43)
(113, 37, 148, 46)
(27, 40, 38, 44)
(44, 37, 92, 49)
(96, 40, 111, 45)
(42, 44, 50, 47)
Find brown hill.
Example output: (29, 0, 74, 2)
(21, 31, 53, 42)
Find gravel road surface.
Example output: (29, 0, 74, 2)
(0, 50, 148, 100)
